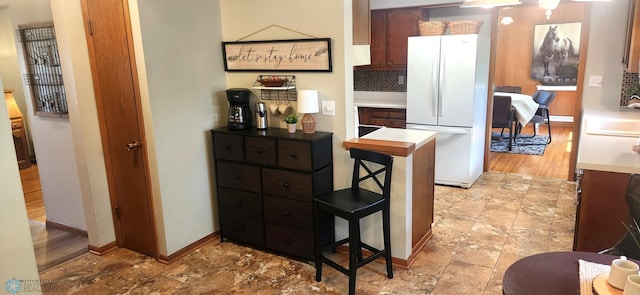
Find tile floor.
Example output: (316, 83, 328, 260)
(38, 171, 577, 294)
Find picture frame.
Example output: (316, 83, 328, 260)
(531, 22, 581, 83)
(222, 38, 332, 72)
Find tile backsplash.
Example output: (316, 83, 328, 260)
(354, 69, 407, 92)
(622, 72, 640, 105)
(357, 69, 640, 106)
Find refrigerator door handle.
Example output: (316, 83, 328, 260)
(432, 53, 438, 117)
(438, 50, 445, 118)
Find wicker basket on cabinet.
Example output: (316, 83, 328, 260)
(418, 21, 448, 36)
(448, 21, 483, 34)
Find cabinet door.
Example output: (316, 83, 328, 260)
(574, 170, 631, 252)
(368, 10, 386, 68)
(352, 0, 370, 45)
(626, 0, 640, 73)
(386, 8, 419, 68)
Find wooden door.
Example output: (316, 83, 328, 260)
(81, 0, 158, 258)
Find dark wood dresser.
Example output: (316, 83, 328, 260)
(210, 127, 333, 260)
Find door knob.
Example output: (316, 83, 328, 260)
(126, 141, 141, 151)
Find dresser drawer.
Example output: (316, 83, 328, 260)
(265, 223, 313, 259)
(277, 140, 312, 171)
(245, 137, 276, 166)
(213, 133, 244, 161)
(218, 187, 263, 219)
(216, 161, 261, 193)
(263, 196, 312, 231)
(262, 168, 312, 201)
(220, 214, 264, 247)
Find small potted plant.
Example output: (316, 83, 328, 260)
(284, 114, 298, 133)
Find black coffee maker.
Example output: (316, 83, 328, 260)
(226, 88, 252, 130)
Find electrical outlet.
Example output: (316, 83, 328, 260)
(589, 75, 603, 87)
(322, 100, 335, 116)
(398, 75, 405, 85)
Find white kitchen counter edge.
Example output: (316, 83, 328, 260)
(361, 127, 437, 150)
(576, 106, 640, 174)
(354, 91, 407, 109)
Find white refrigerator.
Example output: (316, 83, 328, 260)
(405, 34, 488, 188)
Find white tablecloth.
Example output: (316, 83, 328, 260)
(495, 92, 540, 125)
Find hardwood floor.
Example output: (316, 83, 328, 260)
(489, 124, 572, 179)
(20, 164, 46, 223)
(19, 164, 89, 272)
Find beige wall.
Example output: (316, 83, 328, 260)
(582, 0, 628, 106)
(219, 0, 356, 242)
(220, 0, 355, 183)
(0, 76, 41, 294)
(50, 0, 115, 247)
(2, 0, 88, 232)
(132, 0, 226, 255)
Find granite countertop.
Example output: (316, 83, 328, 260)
(343, 127, 437, 157)
(577, 106, 640, 174)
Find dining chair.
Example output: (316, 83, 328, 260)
(494, 86, 522, 94)
(313, 148, 393, 295)
(598, 174, 640, 260)
(492, 95, 515, 151)
(529, 90, 557, 143)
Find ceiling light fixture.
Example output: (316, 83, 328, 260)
(538, 0, 560, 19)
(460, 0, 522, 9)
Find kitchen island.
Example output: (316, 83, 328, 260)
(342, 127, 436, 269)
(574, 106, 640, 252)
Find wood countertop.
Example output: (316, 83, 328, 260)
(343, 127, 437, 157)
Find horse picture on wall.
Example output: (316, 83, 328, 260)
(531, 22, 581, 83)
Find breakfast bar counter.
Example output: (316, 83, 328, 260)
(574, 106, 640, 252)
(342, 127, 436, 269)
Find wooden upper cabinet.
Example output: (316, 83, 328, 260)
(385, 8, 419, 68)
(360, 7, 419, 69)
(369, 10, 386, 68)
(353, 0, 370, 45)
(626, 0, 640, 73)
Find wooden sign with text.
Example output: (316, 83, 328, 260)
(222, 38, 332, 72)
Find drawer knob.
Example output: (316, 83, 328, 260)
(283, 210, 290, 216)
(238, 225, 245, 231)
(256, 148, 263, 154)
(235, 174, 241, 180)
(284, 238, 291, 244)
(236, 201, 243, 206)
(225, 144, 232, 150)
(289, 152, 297, 159)
(282, 182, 289, 189)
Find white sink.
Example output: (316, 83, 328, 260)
(585, 118, 640, 137)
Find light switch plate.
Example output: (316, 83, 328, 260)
(322, 100, 335, 116)
(589, 75, 603, 87)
